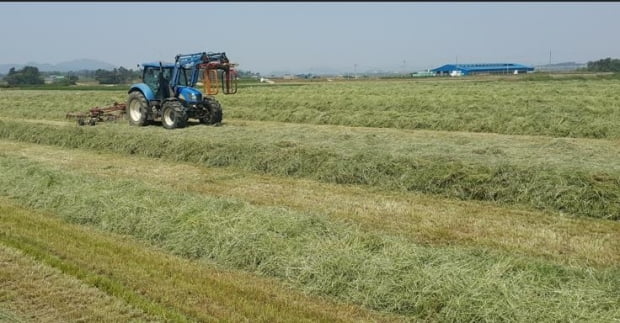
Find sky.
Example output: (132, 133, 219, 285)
(1, 2, 619, 75)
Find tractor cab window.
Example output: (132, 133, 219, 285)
(143, 68, 158, 93)
(143, 67, 173, 96)
(159, 68, 173, 84)
(177, 68, 192, 87)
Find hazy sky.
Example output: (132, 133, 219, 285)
(1, 2, 619, 74)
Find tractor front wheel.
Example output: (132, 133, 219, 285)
(162, 101, 188, 129)
(127, 91, 149, 126)
(199, 98, 223, 125)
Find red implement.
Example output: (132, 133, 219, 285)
(66, 102, 126, 126)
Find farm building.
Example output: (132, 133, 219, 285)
(431, 63, 535, 76)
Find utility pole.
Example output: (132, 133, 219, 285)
(549, 50, 552, 65)
(354, 64, 358, 79)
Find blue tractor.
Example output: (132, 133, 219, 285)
(127, 52, 237, 129)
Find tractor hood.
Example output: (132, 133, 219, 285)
(177, 86, 202, 103)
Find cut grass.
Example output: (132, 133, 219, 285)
(0, 90, 127, 121)
(2, 77, 619, 139)
(0, 308, 25, 323)
(1, 139, 618, 267)
(0, 155, 618, 321)
(0, 244, 155, 322)
(0, 118, 618, 219)
(0, 200, 397, 322)
(218, 78, 620, 139)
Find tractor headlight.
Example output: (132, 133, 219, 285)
(188, 93, 198, 101)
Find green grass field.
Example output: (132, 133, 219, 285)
(1, 76, 618, 321)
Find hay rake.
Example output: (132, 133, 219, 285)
(66, 102, 126, 126)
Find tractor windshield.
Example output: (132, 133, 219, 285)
(176, 68, 193, 87)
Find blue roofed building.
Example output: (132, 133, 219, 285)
(431, 63, 535, 76)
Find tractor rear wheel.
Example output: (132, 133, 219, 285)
(162, 101, 188, 129)
(199, 98, 223, 125)
(127, 91, 149, 126)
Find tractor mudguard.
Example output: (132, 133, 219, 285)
(128, 83, 156, 101)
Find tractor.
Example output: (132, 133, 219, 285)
(127, 52, 237, 129)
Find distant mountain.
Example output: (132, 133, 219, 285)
(0, 58, 117, 74)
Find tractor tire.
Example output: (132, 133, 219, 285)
(127, 91, 150, 126)
(162, 100, 188, 129)
(199, 98, 223, 125)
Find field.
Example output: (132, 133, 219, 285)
(0, 76, 619, 322)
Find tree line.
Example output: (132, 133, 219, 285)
(2, 65, 260, 86)
(585, 57, 620, 72)
(1, 66, 140, 86)
(94, 67, 140, 84)
(3, 66, 45, 85)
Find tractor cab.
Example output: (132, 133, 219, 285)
(141, 62, 175, 101)
(140, 62, 208, 104)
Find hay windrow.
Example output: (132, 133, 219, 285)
(0, 120, 617, 219)
(1, 155, 618, 321)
